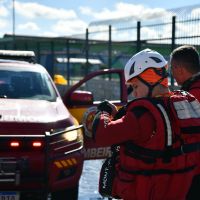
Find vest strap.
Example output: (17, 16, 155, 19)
(120, 165, 196, 176)
(181, 126, 200, 134)
(125, 142, 200, 163)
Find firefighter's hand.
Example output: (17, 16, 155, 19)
(97, 100, 118, 117)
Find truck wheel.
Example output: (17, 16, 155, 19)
(51, 185, 79, 200)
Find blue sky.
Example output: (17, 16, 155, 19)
(0, 0, 200, 38)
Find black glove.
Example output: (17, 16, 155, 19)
(113, 105, 127, 120)
(97, 100, 118, 116)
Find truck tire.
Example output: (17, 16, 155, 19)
(51, 184, 79, 200)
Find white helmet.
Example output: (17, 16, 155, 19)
(124, 48, 168, 83)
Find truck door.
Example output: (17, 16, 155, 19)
(63, 69, 129, 160)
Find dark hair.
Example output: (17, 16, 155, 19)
(170, 45, 200, 73)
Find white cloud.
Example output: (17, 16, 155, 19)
(0, 1, 88, 37)
(0, 5, 8, 17)
(79, 6, 93, 16)
(80, 2, 170, 21)
(141, 27, 158, 39)
(0, 18, 10, 37)
(191, 8, 200, 17)
(18, 22, 40, 31)
(52, 19, 88, 36)
(15, 1, 77, 20)
(176, 21, 199, 36)
(42, 31, 58, 37)
(0, 19, 8, 28)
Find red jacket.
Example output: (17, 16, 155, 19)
(182, 73, 200, 177)
(181, 73, 200, 101)
(93, 91, 200, 200)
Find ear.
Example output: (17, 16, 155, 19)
(176, 65, 184, 75)
(180, 65, 189, 75)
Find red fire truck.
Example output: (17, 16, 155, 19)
(0, 50, 84, 200)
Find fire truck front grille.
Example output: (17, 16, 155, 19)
(0, 157, 28, 185)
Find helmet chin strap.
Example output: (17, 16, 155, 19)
(137, 76, 158, 97)
(137, 68, 169, 97)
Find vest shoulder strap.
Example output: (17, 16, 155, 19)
(128, 97, 173, 147)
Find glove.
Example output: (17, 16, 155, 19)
(97, 100, 118, 117)
(114, 105, 127, 120)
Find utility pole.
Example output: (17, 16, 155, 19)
(12, 0, 16, 48)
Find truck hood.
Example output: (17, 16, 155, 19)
(0, 98, 74, 132)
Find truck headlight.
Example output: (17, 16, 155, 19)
(63, 125, 83, 142)
(64, 130, 78, 141)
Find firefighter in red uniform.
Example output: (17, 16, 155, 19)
(170, 45, 200, 200)
(170, 45, 200, 101)
(92, 49, 200, 200)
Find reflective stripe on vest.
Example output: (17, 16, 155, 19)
(157, 103, 172, 146)
(174, 99, 200, 119)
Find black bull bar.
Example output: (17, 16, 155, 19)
(0, 125, 83, 196)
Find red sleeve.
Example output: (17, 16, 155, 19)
(189, 89, 200, 102)
(94, 109, 156, 147)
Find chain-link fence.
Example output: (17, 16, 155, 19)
(0, 13, 200, 87)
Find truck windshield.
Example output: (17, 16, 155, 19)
(0, 69, 57, 101)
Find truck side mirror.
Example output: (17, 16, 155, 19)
(70, 90, 93, 105)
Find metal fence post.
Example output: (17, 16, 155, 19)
(171, 16, 176, 87)
(66, 39, 70, 85)
(136, 21, 141, 52)
(37, 42, 41, 63)
(171, 16, 176, 51)
(108, 25, 112, 70)
(85, 28, 89, 76)
(50, 41, 54, 78)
